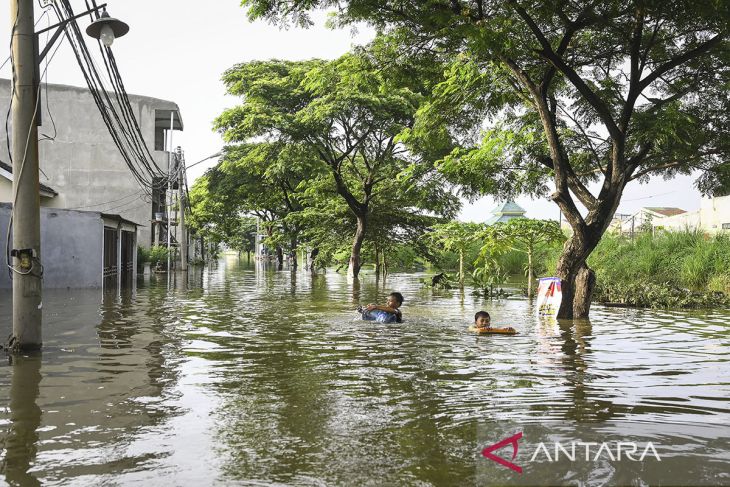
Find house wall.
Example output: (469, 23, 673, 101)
(700, 195, 730, 233)
(0, 79, 181, 248)
(0, 203, 103, 289)
(0, 179, 10, 202)
(657, 210, 701, 232)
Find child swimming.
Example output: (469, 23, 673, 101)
(468, 311, 517, 334)
(357, 292, 403, 323)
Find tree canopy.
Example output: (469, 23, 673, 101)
(241, 0, 729, 316)
(214, 53, 459, 277)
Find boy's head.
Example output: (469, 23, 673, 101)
(474, 311, 491, 327)
(387, 292, 404, 309)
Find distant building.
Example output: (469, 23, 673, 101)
(656, 195, 730, 234)
(0, 79, 184, 288)
(610, 207, 686, 235)
(486, 200, 526, 225)
(0, 78, 183, 249)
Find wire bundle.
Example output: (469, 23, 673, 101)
(49, 0, 182, 194)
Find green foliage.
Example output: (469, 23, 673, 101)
(137, 246, 149, 265)
(589, 231, 730, 290)
(594, 280, 729, 309)
(586, 231, 730, 308)
(425, 221, 484, 254)
(479, 218, 565, 256)
(213, 53, 459, 274)
(424, 221, 484, 284)
(241, 0, 730, 315)
(187, 141, 322, 265)
(148, 246, 171, 267)
(471, 259, 510, 298)
(477, 218, 565, 296)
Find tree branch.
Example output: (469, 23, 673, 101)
(639, 34, 724, 91)
(509, 1, 621, 139)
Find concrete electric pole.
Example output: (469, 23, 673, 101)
(9, 0, 42, 351)
(178, 149, 188, 272)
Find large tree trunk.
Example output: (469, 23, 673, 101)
(349, 215, 366, 278)
(276, 246, 284, 270)
(555, 229, 600, 318)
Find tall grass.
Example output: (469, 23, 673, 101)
(588, 231, 730, 292)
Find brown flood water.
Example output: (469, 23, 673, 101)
(1, 256, 729, 486)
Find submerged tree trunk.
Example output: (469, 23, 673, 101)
(310, 247, 319, 271)
(349, 214, 367, 278)
(290, 236, 298, 270)
(374, 244, 381, 280)
(555, 228, 601, 318)
(458, 249, 464, 288)
(527, 249, 534, 299)
(276, 246, 284, 270)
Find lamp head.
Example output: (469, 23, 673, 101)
(86, 9, 129, 47)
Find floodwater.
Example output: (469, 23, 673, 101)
(0, 257, 729, 486)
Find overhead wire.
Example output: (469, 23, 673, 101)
(52, 0, 175, 195)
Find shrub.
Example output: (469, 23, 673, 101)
(148, 245, 171, 267)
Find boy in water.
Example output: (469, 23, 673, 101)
(471, 310, 516, 333)
(357, 292, 403, 323)
(474, 310, 492, 330)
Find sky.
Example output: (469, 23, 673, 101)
(0, 0, 705, 222)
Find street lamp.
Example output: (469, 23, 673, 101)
(86, 8, 129, 47)
(8, 0, 128, 352)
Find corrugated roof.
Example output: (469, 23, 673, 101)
(101, 213, 143, 227)
(645, 207, 686, 217)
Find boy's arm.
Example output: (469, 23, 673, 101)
(367, 304, 399, 313)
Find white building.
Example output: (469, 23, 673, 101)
(656, 195, 730, 234)
(610, 207, 686, 235)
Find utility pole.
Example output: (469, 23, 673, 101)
(178, 148, 187, 271)
(166, 113, 173, 274)
(10, 0, 42, 350)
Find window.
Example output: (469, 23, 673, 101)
(722, 223, 730, 230)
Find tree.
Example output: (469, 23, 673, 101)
(189, 143, 317, 268)
(425, 221, 484, 288)
(480, 218, 565, 298)
(242, 0, 729, 317)
(215, 54, 458, 277)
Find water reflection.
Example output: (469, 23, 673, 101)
(0, 259, 728, 485)
(1, 354, 42, 487)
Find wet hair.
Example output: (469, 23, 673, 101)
(474, 311, 490, 322)
(389, 292, 404, 306)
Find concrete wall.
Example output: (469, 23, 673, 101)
(0, 79, 182, 248)
(0, 203, 103, 289)
(700, 195, 730, 233)
(657, 210, 701, 232)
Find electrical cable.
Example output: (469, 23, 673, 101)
(66, 189, 145, 209)
(54, 0, 167, 193)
